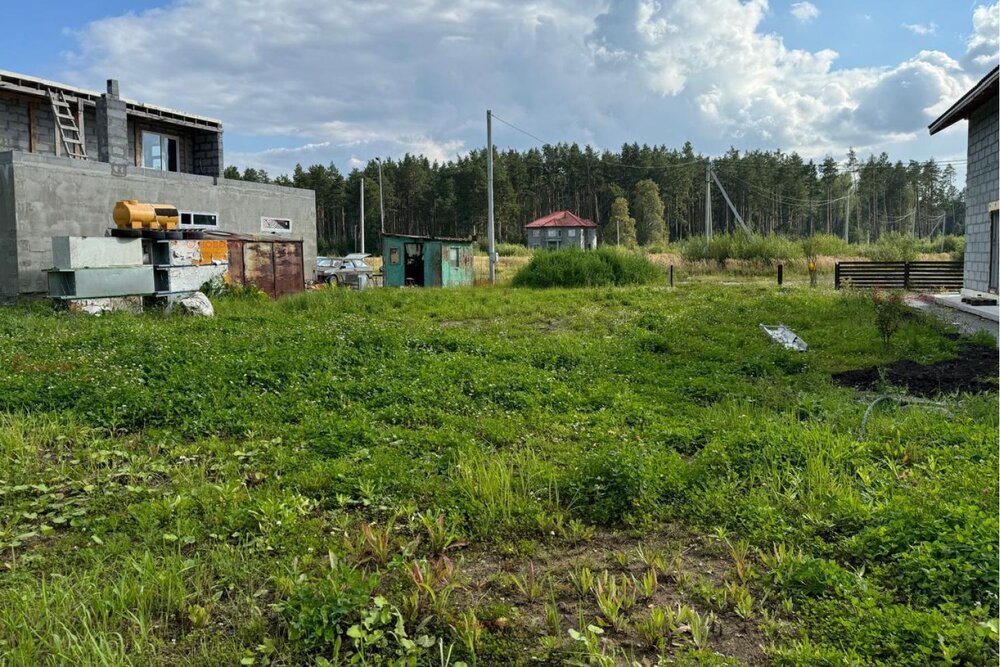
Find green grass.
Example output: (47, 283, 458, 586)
(511, 247, 662, 287)
(0, 284, 995, 665)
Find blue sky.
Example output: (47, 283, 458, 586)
(2, 1, 996, 178)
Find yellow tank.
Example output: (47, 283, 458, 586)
(113, 200, 180, 230)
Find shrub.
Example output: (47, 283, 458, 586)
(861, 233, 919, 262)
(801, 234, 851, 258)
(871, 289, 908, 344)
(680, 233, 801, 264)
(511, 247, 661, 288)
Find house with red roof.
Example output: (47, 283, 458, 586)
(524, 211, 598, 250)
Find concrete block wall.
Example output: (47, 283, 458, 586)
(963, 102, 999, 294)
(0, 161, 17, 299)
(0, 94, 65, 156)
(96, 85, 129, 165)
(0, 151, 317, 295)
(192, 129, 223, 178)
(0, 94, 31, 152)
(526, 226, 592, 249)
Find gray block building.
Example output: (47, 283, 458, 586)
(0, 69, 317, 298)
(525, 210, 598, 250)
(929, 65, 999, 298)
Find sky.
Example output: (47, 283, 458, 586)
(2, 1, 997, 179)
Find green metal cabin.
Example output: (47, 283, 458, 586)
(382, 234, 475, 287)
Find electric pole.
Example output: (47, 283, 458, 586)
(486, 110, 496, 284)
(377, 158, 385, 235)
(844, 174, 851, 244)
(704, 161, 713, 247)
(360, 177, 365, 254)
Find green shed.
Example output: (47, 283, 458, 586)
(381, 234, 476, 287)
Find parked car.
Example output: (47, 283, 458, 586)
(317, 253, 374, 287)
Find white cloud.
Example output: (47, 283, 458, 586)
(902, 22, 937, 36)
(790, 2, 820, 23)
(60, 0, 984, 175)
(965, 3, 999, 71)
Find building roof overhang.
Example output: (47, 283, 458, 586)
(928, 65, 999, 135)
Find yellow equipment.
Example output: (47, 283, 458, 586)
(113, 200, 180, 231)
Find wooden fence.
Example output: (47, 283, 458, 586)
(834, 261, 963, 290)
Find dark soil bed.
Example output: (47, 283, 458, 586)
(833, 343, 998, 396)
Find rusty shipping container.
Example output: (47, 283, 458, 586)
(222, 237, 305, 298)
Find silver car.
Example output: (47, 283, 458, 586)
(317, 253, 373, 287)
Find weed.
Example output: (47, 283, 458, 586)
(593, 571, 636, 631)
(635, 569, 658, 600)
(544, 600, 562, 636)
(509, 562, 548, 603)
(569, 565, 595, 597)
(637, 606, 679, 651)
(419, 513, 467, 555)
(451, 609, 482, 666)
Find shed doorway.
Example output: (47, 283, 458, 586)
(404, 242, 424, 286)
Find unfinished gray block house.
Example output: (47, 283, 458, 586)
(525, 211, 598, 250)
(0, 69, 317, 298)
(929, 65, 999, 298)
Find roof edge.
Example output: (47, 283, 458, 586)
(0, 69, 223, 128)
(929, 65, 999, 135)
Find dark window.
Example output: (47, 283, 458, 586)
(179, 212, 218, 227)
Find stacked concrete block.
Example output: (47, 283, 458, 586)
(52, 236, 143, 268)
(192, 130, 224, 178)
(0, 96, 30, 152)
(963, 102, 999, 294)
(96, 79, 129, 165)
(47, 235, 154, 299)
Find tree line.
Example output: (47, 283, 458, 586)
(225, 143, 965, 254)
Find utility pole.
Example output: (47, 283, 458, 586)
(360, 177, 365, 254)
(844, 174, 851, 244)
(486, 109, 496, 284)
(377, 158, 385, 235)
(704, 161, 712, 247)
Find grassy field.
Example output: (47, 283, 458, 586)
(0, 282, 996, 666)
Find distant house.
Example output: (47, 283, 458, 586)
(381, 233, 474, 287)
(525, 211, 598, 250)
(929, 65, 999, 300)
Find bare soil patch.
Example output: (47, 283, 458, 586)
(833, 342, 998, 396)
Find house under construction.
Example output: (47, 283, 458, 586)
(0, 69, 317, 299)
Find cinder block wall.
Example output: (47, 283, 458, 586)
(0, 161, 17, 300)
(964, 102, 999, 293)
(0, 94, 64, 156)
(1, 151, 317, 295)
(526, 227, 587, 248)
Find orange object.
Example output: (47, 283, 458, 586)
(113, 200, 180, 230)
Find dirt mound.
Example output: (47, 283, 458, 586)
(833, 343, 998, 396)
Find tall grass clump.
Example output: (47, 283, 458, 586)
(680, 233, 802, 264)
(496, 243, 534, 257)
(511, 247, 661, 288)
(801, 233, 852, 258)
(860, 233, 919, 262)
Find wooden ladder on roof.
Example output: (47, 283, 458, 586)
(47, 89, 88, 159)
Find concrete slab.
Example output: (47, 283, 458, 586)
(905, 293, 999, 344)
(930, 293, 999, 322)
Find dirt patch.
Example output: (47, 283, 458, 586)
(452, 527, 770, 665)
(833, 342, 998, 396)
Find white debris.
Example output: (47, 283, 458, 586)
(760, 324, 808, 352)
(177, 292, 215, 317)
